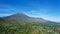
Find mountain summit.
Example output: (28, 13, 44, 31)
(4, 13, 30, 20)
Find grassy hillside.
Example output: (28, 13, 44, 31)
(0, 18, 60, 34)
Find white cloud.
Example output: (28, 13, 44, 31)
(29, 9, 48, 15)
(27, 9, 60, 22)
(38, 9, 48, 14)
(31, 10, 36, 13)
(0, 8, 15, 12)
(0, 4, 15, 11)
(39, 15, 60, 22)
(0, 14, 12, 17)
(0, 9, 10, 11)
(9, 8, 15, 10)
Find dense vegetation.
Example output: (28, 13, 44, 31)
(0, 18, 60, 34)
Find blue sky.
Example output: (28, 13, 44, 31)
(0, 0, 60, 22)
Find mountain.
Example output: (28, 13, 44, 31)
(1, 13, 59, 24)
(1, 13, 49, 22)
(0, 13, 60, 34)
(3, 13, 30, 20)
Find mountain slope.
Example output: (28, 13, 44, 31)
(0, 13, 60, 34)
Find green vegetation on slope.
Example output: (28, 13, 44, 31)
(0, 18, 60, 34)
